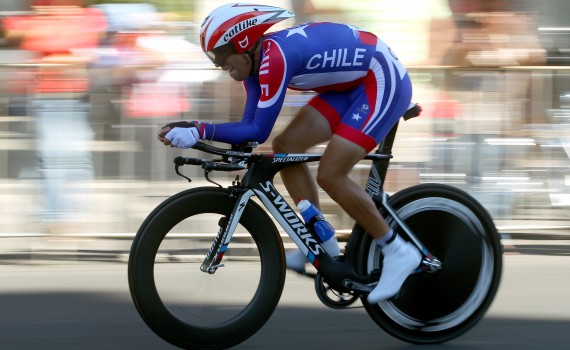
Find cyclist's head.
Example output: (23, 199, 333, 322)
(199, 3, 294, 67)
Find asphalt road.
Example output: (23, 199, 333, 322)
(0, 249, 569, 349)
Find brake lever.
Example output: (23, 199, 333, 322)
(204, 170, 222, 188)
(174, 164, 192, 182)
(175, 163, 192, 182)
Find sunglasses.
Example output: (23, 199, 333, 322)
(205, 42, 236, 67)
(206, 50, 227, 67)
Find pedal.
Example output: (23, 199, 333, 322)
(420, 256, 442, 273)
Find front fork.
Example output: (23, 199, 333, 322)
(200, 189, 254, 274)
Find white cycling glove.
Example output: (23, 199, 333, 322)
(165, 126, 200, 149)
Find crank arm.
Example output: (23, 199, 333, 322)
(342, 279, 376, 294)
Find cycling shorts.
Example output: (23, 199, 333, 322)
(308, 65, 412, 152)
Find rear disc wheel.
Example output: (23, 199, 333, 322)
(360, 184, 502, 344)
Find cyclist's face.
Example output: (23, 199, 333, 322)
(221, 53, 251, 81)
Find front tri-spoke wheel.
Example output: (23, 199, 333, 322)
(128, 188, 285, 349)
(360, 183, 502, 344)
(152, 213, 264, 327)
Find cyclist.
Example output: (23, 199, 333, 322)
(157, 3, 421, 303)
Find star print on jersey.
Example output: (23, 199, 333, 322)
(347, 24, 361, 39)
(286, 24, 309, 38)
(352, 113, 362, 121)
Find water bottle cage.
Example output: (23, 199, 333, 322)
(306, 216, 326, 243)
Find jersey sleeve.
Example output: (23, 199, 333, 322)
(200, 38, 293, 145)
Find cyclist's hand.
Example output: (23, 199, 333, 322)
(164, 126, 200, 149)
(158, 121, 198, 147)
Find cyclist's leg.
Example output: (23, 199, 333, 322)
(272, 103, 333, 208)
(273, 100, 341, 271)
(317, 135, 389, 238)
(317, 65, 414, 232)
(313, 72, 406, 239)
(317, 70, 420, 302)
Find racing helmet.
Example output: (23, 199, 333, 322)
(200, 3, 294, 66)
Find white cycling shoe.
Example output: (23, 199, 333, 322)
(285, 249, 309, 272)
(286, 238, 341, 272)
(367, 237, 422, 304)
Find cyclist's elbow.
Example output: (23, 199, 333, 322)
(251, 128, 271, 145)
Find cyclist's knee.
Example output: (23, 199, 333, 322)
(272, 131, 309, 153)
(316, 169, 342, 196)
(272, 133, 291, 153)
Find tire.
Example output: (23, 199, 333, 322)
(128, 187, 285, 349)
(358, 183, 502, 344)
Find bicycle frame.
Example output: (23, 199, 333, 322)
(192, 120, 441, 294)
(130, 102, 501, 348)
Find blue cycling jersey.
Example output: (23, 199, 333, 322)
(198, 22, 408, 145)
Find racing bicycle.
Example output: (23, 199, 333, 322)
(128, 105, 503, 349)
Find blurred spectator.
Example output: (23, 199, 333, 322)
(290, 0, 316, 24)
(3, 0, 106, 235)
(445, 0, 546, 67)
(432, 0, 548, 218)
(113, 30, 190, 119)
(260, 0, 346, 29)
(109, 27, 193, 180)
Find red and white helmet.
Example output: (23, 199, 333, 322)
(200, 3, 294, 66)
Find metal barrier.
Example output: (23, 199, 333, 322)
(1, 62, 569, 235)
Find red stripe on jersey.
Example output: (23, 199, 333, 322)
(308, 95, 341, 130)
(336, 124, 378, 152)
(358, 30, 377, 46)
(361, 70, 378, 129)
(258, 39, 286, 106)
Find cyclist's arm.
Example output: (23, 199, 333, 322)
(197, 76, 280, 144)
(198, 38, 293, 145)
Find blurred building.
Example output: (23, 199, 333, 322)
(0, 0, 29, 12)
(0, 0, 569, 238)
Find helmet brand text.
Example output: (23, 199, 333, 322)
(224, 18, 258, 43)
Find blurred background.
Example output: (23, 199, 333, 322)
(0, 0, 569, 254)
